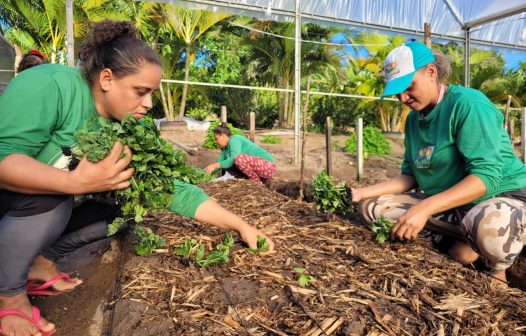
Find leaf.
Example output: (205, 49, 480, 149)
(371, 215, 394, 245)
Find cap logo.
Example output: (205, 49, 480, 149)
(385, 61, 400, 81)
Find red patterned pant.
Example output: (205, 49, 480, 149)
(233, 154, 277, 186)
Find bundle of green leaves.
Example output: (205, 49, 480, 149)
(71, 114, 212, 235)
(202, 121, 246, 149)
(345, 126, 391, 156)
(371, 215, 394, 244)
(310, 171, 348, 216)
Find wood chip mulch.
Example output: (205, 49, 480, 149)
(115, 179, 526, 336)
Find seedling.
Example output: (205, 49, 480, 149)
(174, 239, 198, 266)
(294, 268, 315, 287)
(248, 236, 269, 254)
(197, 233, 235, 268)
(134, 226, 165, 256)
(371, 215, 394, 244)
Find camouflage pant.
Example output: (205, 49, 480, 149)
(359, 193, 526, 274)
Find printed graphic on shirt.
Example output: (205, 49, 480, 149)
(414, 146, 435, 169)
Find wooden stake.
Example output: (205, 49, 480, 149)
(221, 105, 227, 123)
(325, 116, 332, 176)
(299, 75, 312, 201)
(249, 112, 256, 142)
(356, 118, 363, 181)
(424, 23, 432, 48)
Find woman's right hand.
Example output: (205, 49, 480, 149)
(69, 141, 135, 194)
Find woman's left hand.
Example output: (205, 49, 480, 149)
(238, 225, 275, 252)
(391, 205, 429, 241)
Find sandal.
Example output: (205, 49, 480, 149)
(0, 306, 55, 336)
(27, 272, 78, 296)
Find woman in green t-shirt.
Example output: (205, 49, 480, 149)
(0, 21, 273, 336)
(205, 124, 277, 186)
(351, 42, 526, 286)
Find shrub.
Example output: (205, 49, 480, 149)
(187, 105, 210, 121)
(345, 126, 390, 156)
(310, 171, 348, 216)
(261, 135, 281, 144)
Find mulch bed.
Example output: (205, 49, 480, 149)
(112, 179, 526, 335)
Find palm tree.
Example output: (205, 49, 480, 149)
(161, 6, 232, 120)
(346, 33, 406, 131)
(0, 0, 129, 63)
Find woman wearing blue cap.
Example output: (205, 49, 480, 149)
(351, 41, 526, 286)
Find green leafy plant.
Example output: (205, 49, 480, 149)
(134, 226, 166, 256)
(345, 126, 391, 156)
(202, 121, 245, 149)
(294, 268, 315, 287)
(197, 233, 235, 267)
(311, 171, 348, 215)
(248, 236, 269, 254)
(261, 135, 281, 144)
(371, 215, 394, 244)
(71, 115, 212, 235)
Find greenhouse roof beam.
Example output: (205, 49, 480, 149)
(442, 0, 464, 27)
(463, 4, 526, 29)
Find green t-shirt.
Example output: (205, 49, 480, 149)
(217, 134, 275, 169)
(401, 85, 526, 202)
(0, 64, 208, 218)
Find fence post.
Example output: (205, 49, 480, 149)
(357, 118, 364, 181)
(326, 117, 332, 176)
(249, 112, 256, 142)
(221, 106, 227, 123)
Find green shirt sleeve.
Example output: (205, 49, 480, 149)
(0, 70, 60, 161)
(454, 94, 504, 194)
(168, 178, 210, 218)
(217, 136, 242, 169)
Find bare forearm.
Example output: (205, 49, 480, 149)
(355, 174, 417, 201)
(0, 154, 76, 194)
(415, 174, 486, 216)
(194, 199, 248, 232)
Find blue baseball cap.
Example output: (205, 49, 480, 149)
(381, 42, 435, 97)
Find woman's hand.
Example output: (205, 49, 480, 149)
(69, 141, 135, 194)
(351, 187, 364, 203)
(238, 224, 275, 252)
(391, 205, 429, 241)
(205, 162, 220, 174)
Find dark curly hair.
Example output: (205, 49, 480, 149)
(78, 20, 161, 85)
(17, 50, 48, 73)
(213, 123, 232, 137)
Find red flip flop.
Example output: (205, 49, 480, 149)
(0, 306, 55, 336)
(27, 272, 78, 296)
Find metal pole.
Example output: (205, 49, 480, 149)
(66, 0, 74, 67)
(357, 118, 363, 181)
(293, 0, 301, 165)
(521, 108, 526, 163)
(464, 28, 470, 87)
